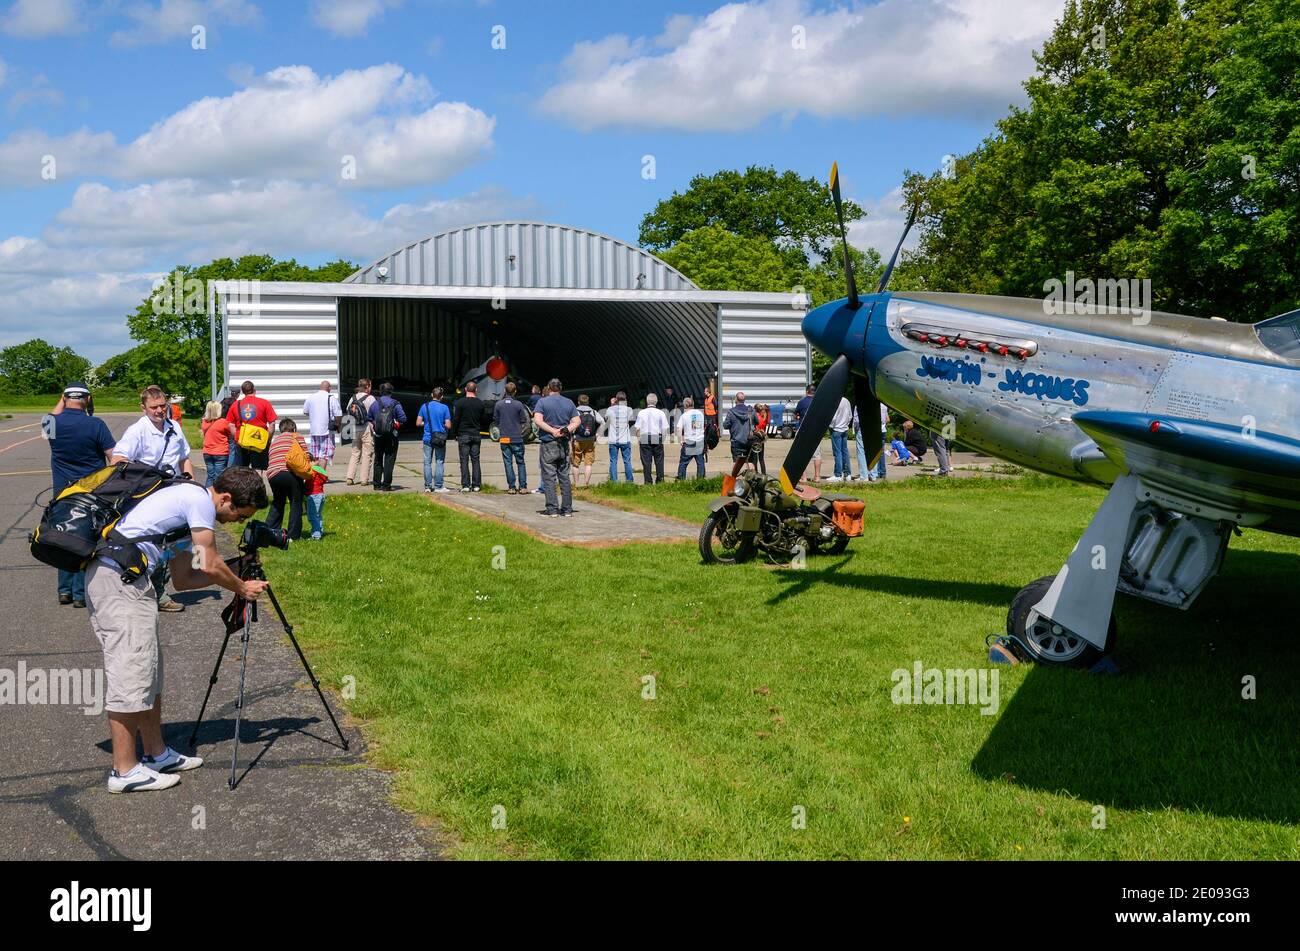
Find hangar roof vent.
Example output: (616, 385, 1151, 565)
(345, 220, 699, 292)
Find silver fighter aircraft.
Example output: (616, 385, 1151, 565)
(782, 163, 1300, 667)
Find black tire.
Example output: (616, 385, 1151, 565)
(1006, 575, 1115, 668)
(699, 506, 756, 565)
(808, 531, 850, 555)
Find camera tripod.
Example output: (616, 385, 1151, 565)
(189, 548, 349, 789)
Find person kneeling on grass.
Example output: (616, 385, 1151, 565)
(86, 467, 268, 793)
(888, 432, 913, 466)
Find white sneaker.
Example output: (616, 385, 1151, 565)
(824, 476, 843, 483)
(141, 746, 204, 773)
(434, 487, 451, 493)
(107, 763, 181, 793)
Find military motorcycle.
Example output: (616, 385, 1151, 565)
(698, 468, 865, 565)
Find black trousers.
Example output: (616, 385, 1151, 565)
(640, 442, 665, 484)
(372, 432, 398, 488)
(267, 470, 304, 540)
(458, 436, 482, 488)
(236, 444, 269, 470)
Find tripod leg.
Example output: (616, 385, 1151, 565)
(263, 584, 349, 751)
(190, 623, 236, 749)
(228, 606, 255, 790)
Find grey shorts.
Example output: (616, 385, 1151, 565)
(86, 561, 163, 714)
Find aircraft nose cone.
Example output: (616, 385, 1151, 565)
(802, 300, 850, 360)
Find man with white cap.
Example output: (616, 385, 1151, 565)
(45, 382, 115, 607)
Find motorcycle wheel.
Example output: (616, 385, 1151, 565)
(808, 531, 850, 555)
(699, 506, 756, 564)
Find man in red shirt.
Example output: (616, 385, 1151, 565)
(225, 380, 278, 470)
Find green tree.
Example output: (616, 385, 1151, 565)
(796, 244, 884, 309)
(657, 225, 800, 292)
(125, 255, 357, 408)
(640, 166, 864, 263)
(94, 346, 144, 388)
(900, 0, 1299, 322)
(0, 339, 91, 395)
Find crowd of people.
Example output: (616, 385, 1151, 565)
(42, 373, 950, 794)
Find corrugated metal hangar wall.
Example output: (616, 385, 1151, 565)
(216, 222, 809, 424)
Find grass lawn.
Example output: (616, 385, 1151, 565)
(0, 392, 144, 415)
(256, 475, 1300, 859)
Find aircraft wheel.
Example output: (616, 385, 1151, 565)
(1006, 575, 1114, 668)
(699, 506, 755, 565)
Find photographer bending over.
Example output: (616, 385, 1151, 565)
(86, 467, 268, 793)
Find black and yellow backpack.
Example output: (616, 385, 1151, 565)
(30, 462, 183, 580)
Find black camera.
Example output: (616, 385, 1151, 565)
(240, 519, 288, 551)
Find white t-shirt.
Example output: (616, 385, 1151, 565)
(677, 408, 705, 444)
(303, 390, 343, 437)
(635, 407, 670, 441)
(100, 482, 216, 574)
(830, 397, 852, 433)
(114, 415, 191, 473)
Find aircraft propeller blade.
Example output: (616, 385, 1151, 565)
(852, 374, 884, 474)
(779, 353, 850, 494)
(828, 162, 860, 311)
(876, 201, 919, 294)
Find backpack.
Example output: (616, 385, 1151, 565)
(704, 419, 720, 450)
(375, 399, 397, 436)
(348, 393, 370, 430)
(30, 462, 186, 580)
(575, 407, 599, 440)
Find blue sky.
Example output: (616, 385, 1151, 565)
(0, 0, 1065, 361)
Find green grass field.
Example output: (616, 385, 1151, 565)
(256, 476, 1300, 859)
(0, 392, 144, 415)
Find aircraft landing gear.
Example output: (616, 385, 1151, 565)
(1007, 575, 1115, 668)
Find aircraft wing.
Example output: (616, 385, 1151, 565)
(1071, 410, 1300, 522)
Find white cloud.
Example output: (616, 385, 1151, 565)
(0, 237, 160, 362)
(0, 180, 543, 361)
(540, 0, 1062, 131)
(847, 185, 920, 260)
(6, 73, 64, 116)
(44, 179, 543, 262)
(109, 0, 262, 48)
(311, 0, 401, 38)
(0, 64, 495, 187)
(0, 128, 118, 184)
(1, 0, 86, 38)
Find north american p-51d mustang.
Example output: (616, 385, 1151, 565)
(782, 163, 1300, 667)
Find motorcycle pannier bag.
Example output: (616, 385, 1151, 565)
(830, 499, 866, 537)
